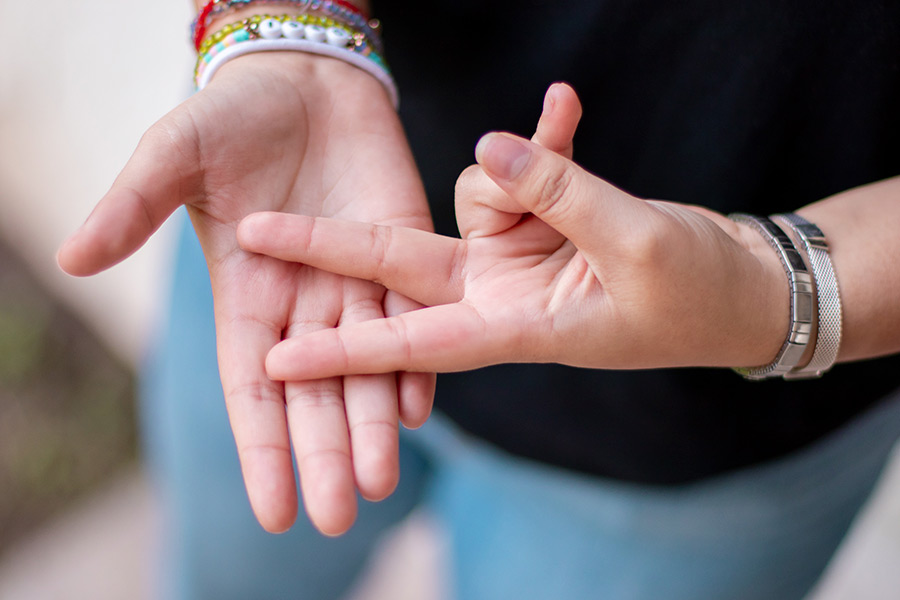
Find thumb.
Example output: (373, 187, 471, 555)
(57, 123, 190, 276)
(474, 132, 640, 252)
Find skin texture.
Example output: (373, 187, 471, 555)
(57, 51, 432, 536)
(240, 83, 900, 383)
(239, 84, 792, 380)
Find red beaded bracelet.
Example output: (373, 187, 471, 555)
(193, 0, 218, 51)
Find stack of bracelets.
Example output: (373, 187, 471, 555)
(192, 0, 397, 108)
(729, 212, 843, 380)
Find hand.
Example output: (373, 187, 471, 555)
(237, 84, 790, 379)
(57, 53, 434, 535)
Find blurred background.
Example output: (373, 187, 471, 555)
(0, 1, 898, 598)
(0, 1, 442, 597)
(0, 2, 189, 597)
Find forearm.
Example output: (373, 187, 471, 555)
(796, 175, 900, 363)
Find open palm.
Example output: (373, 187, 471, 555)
(58, 53, 433, 535)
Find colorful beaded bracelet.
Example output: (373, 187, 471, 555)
(193, 1, 373, 51)
(194, 15, 398, 108)
(198, 12, 373, 55)
(192, 0, 379, 53)
(209, 0, 369, 21)
(195, 13, 385, 75)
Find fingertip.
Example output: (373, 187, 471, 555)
(356, 451, 400, 502)
(266, 335, 343, 381)
(350, 429, 400, 503)
(55, 229, 104, 277)
(533, 82, 582, 160)
(236, 211, 276, 249)
(475, 133, 532, 181)
(256, 508, 297, 535)
(553, 81, 583, 121)
(398, 371, 436, 429)
(314, 504, 358, 537)
(245, 464, 300, 534)
(400, 410, 431, 431)
(543, 82, 563, 115)
(264, 344, 289, 381)
(55, 236, 79, 276)
(546, 81, 578, 102)
(58, 186, 176, 277)
(304, 472, 359, 536)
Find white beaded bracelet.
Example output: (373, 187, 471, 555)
(772, 213, 842, 378)
(195, 18, 398, 109)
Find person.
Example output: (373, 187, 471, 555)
(56, 1, 900, 598)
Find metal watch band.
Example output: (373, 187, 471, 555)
(729, 214, 814, 380)
(772, 213, 842, 378)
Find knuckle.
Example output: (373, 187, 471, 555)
(348, 419, 398, 439)
(616, 211, 672, 271)
(285, 379, 343, 408)
(447, 241, 469, 290)
(384, 317, 413, 364)
(366, 224, 393, 285)
(283, 318, 333, 338)
(224, 380, 283, 405)
(296, 448, 351, 474)
(532, 166, 578, 221)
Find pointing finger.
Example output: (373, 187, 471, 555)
(238, 212, 465, 307)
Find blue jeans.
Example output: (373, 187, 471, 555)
(142, 215, 900, 599)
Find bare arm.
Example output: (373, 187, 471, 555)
(238, 84, 900, 381)
(800, 177, 900, 363)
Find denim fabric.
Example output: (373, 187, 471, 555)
(141, 214, 900, 599)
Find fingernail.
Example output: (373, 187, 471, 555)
(475, 133, 531, 181)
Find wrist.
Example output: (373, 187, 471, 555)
(730, 218, 795, 369)
(209, 48, 394, 117)
(729, 214, 815, 379)
(193, 10, 395, 106)
(202, 50, 429, 229)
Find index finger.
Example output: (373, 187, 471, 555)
(238, 212, 465, 307)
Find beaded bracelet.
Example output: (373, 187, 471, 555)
(192, 0, 379, 53)
(195, 13, 387, 78)
(197, 12, 374, 55)
(194, 15, 398, 108)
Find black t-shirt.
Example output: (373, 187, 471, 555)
(377, 0, 900, 483)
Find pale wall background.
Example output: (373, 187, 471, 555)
(0, 0, 193, 364)
(0, 1, 898, 598)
